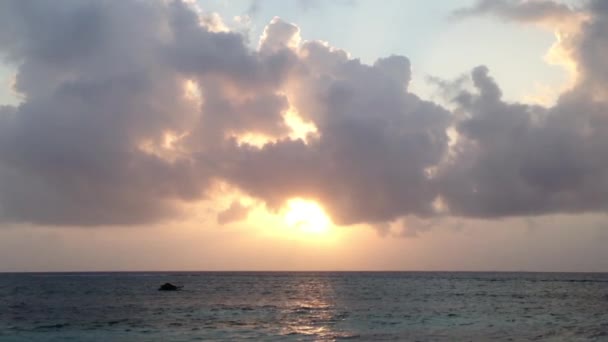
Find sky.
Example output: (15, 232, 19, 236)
(0, 0, 607, 272)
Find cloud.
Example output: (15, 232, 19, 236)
(247, 0, 357, 17)
(0, 0, 607, 229)
(0, 0, 223, 225)
(246, 0, 262, 17)
(433, 0, 608, 219)
(221, 47, 451, 226)
(217, 201, 251, 225)
(297, 0, 357, 12)
(452, 0, 580, 24)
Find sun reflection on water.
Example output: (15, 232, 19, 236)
(277, 277, 355, 340)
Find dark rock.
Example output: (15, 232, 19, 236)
(158, 283, 182, 291)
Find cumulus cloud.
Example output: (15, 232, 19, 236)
(439, 0, 608, 218)
(0, 0, 607, 229)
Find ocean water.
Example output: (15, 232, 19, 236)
(1, 272, 607, 341)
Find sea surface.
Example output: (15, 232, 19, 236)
(1, 272, 607, 341)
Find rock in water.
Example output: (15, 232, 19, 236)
(158, 283, 182, 291)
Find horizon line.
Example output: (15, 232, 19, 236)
(1, 270, 606, 274)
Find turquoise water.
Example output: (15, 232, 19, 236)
(1, 272, 608, 341)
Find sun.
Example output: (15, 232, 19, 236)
(283, 198, 331, 234)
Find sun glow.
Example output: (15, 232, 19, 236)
(284, 199, 331, 234)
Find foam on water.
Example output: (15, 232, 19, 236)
(1, 272, 607, 341)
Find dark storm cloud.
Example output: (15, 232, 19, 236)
(0, 0, 607, 228)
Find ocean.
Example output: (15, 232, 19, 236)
(1, 272, 607, 341)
